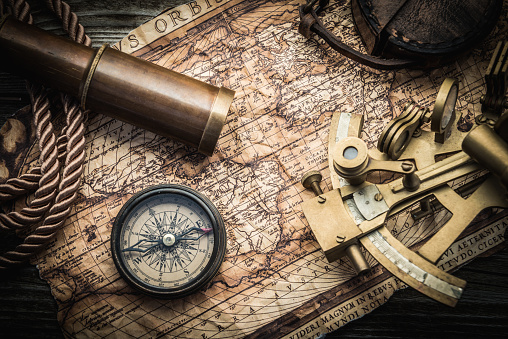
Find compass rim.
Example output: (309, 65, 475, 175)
(111, 184, 226, 299)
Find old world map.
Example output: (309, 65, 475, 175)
(10, 0, 507, 337)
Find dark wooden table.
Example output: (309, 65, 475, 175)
(1, 1, 507, 338)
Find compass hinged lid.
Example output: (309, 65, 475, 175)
(299, 0, 503, 69)
(355, 0, 502, 67)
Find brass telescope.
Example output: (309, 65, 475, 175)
(0, 15, 235, 156)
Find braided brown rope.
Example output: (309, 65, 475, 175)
(0, 168, 41, 201)
(0, 84, 60, 231)
(45, 0, 91, 47)
(0, 132, 66, 202)
(6, 0, 32, 23)
(0, 1, 56, 230)
(0, 95, 85, 266)
(0, 0, 89, 268)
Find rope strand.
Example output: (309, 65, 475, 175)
(0, 0, 90, 269)
(0, 84, 60, 232)
(0, 168, 42, 201)
(7, 0, 32, 24)
(45, 0, 91, 47)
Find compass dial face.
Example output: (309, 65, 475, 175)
(111, 185, 226, 298)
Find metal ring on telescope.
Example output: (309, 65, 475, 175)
(79, 43, 109, 110)
(198, 86, 235, 156)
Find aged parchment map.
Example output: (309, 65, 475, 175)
(12, 0, 506, 337)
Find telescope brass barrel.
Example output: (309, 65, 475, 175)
(462, 124, 508, 190)
(0, 15, 235, 156)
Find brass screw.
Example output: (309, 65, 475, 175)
(301, 170, 324, 196)
(317, 195, 326, 203)
(336, 235, 345, 243)
(374, 193, 383, 201)
(401, 161, 414, 172)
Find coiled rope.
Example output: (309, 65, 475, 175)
(0, 0, 88, 269)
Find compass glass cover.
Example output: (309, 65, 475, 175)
(111, 185, 225, 298)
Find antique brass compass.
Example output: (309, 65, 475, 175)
(111, 184, 226, 298)
(301, 42, 508, 306)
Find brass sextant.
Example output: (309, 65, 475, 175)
(301, 44, 508, 306)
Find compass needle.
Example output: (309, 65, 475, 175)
(122, 239, 161, 253)
(111, 185, 226, 298)
(177, 226, 213, 240)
